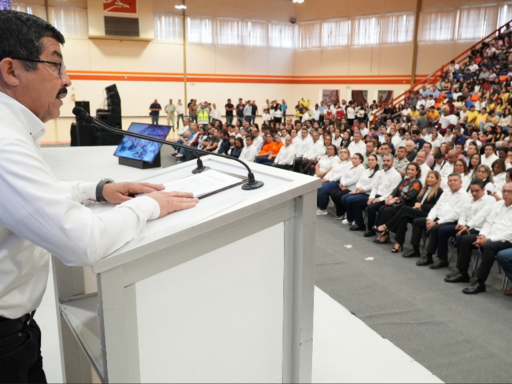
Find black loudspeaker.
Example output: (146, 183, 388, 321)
(70, 123, 97, 146)
(97, 130, 123, 146)
(75, 101, 90, 115)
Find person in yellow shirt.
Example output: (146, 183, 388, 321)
(464, 105, 479, 125)
(410, 106, 420, 121)
(427, 106, 440, 125)
(476, 108, 489, 130)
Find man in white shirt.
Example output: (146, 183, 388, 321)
(481, 143, 499, 167)
(272, 136, 296, 170)
(445, 182, 512, 294)
(164, 99, 176, 130)
(428, 179, 495, 269)
(403, 174, 470, 261)
(250, 128, 264, 151)
(350, 154, 401, 236)
(414, 150, 431, 186)
(348, 132, 366, 156)
(240, 135, 257, 162)
(0, 12, 199, 381)
(292, 129, 313, 171)
(176, 99, 185, 128)
(425, 94, 436, 109)
(178, 117, 191, 137)
(210, 103, 221, 125)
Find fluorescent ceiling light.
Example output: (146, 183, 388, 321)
(175, 4, 187, 9)
(293, 0, 304, 3)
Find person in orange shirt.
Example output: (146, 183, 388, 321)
(265, 135, 284, 164)
(256, 134, 276, 164)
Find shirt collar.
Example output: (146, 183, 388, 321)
(0, 91, 46, 143)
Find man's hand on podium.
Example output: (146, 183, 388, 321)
(147, 191, 199, 218)
(103, 182, 166, 204)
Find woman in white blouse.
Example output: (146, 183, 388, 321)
(493, 159, 507, 190)
(316, 148, 352, 215)
(441, 159, 471, 191)
(340, 154, 380, 225)
(315, 145, 341, 179)
(329, 153, 366, 218)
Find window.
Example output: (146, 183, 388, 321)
(187, 17, 213, 44)
(458, 6, 499, 40)
(48, 8, 88, 39)
(243, 21, 268, 47)
(418, 10, 457, 42)
(297, 22, 321, 49)
(352, 17, 380, 46)
(269, 23, 296, 49)
(154, 14, 183, 43)
(498, 4, 512, 29)
(380, 14, 414, 44)
(11, 4, 46, 20)
(321, 20, 350, 47)
(215, 18, 243, 46)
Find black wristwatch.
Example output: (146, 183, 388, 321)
(96, 178, 114, 202)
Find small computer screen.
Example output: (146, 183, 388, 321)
(0, 0, 12, 10)
(114, 123, 171, 163)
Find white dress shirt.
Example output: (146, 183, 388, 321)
(304, 140, 326, 160)
(274, 144, 296, 165)
(356, 168, 379, 193)
(348, 140, 366, 156)
(481, 153, 499, 168)
(0, 92, 160, 319)
(210, 108, 221, 120)
(178, 125, 190, 137)
(479, 201, 512, 242)
(418, 163, 431, 186)
(427, 188, 470, 224)
(252, 135, 264, 152)
(240, 144, 257, 162)
(294, 135, 313, 157)
(339, 164, 365, 191)
(369, 168, 402, 200)
(458, 195, 496, 231)
(317, 155, 340, 175)
(324, 160, 351, 182)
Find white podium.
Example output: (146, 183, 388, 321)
(47, 147, 320, 383)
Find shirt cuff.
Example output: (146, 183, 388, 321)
(121, 196, 161, 221)
(81, 182, 99, 202)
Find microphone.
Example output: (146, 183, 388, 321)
(72, 107, 264, 190)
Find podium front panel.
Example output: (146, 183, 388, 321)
(135, 223, 284, 383)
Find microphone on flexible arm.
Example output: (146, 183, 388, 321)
(72, 107, 264, 191)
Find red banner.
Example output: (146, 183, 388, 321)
(103, 0, 137, 15)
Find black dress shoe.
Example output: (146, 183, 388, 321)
(349, 225, 365, 231)
(363, 230, 376, 237)
(463, 281, 486, 294)
(445, 270, 460, 279)
(416, 256, 433, 266)
(402, 249, 421, 258)
(429, 259, 449, 269)
(444, 272, 470, 283)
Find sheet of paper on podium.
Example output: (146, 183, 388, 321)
(163, 169, 246, 199)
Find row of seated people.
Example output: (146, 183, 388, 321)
(315, 145, 512, 296)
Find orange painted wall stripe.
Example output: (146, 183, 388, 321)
(68, 74, 415, 84)
(67, 70, 429, 79)
(67, 70, 428, 85)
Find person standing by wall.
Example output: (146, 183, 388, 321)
(149, 99, 162, 125)
(176, 99, 185, 129)
(164, 99, 176, 130)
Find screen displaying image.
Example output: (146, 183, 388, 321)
(0, 0, 12, 10)
(114, 123, 171, 163)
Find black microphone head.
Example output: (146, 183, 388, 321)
(72, 107, 93, 124)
